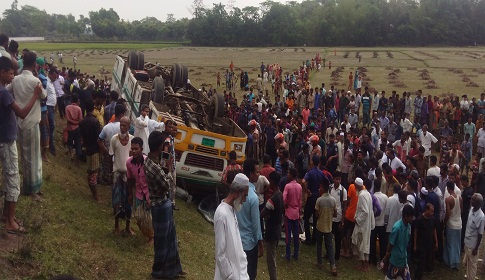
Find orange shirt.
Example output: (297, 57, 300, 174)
(345, 183, 366, 222)
(286, 99, 294, 111)
(345, 184, 358, 222)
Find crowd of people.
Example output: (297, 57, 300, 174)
(0, 34, 186, 279)
(3, 30, 485, 280)
(215, 55, 485, 280)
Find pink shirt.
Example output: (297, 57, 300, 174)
(126, 155, 150, 203)
(283, 180, 302, 220)
(65, 104, 82, 131)
(302, 108, 310, 125)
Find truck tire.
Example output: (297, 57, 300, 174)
(181, 65, 188, 87)
(171, 63, 181, 88)
(152, 76, 165, 104)
(137, 52, 145, 70)
(213, 92, 225, 118)
(128, 51, 138, 70)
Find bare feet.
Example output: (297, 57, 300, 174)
(355, 265, 368, 272)
(113, 228, 121, 235)
(30, 194, 43, 202)
(147, 238, 154, 246)
(122, 228, 135, 236)
(331, 268, 338, 276)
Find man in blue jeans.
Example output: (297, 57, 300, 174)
(236, 158, 264, 280)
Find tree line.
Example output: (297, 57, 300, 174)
(1, 0, 485, 46)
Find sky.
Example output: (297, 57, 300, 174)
(2, 0, 300, 22)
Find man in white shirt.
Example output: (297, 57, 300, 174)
(46, 68, 58, 156)
(97, 104, 125, 185)
(7, 52, 47, 200)
(427, 155, 441, 177)
(372, 92, 380, 113)
(214, 174, 250, 280)
(460, 95, 470, 111)
(400, 113, 413, 134)
(476, 122, 485, 157)
(419, 125, 438, 157)
(385, 184, 403, 233)
(386, 149, 406, 172)
(54, 74, 66, 118)
(326, 122, 338, 144)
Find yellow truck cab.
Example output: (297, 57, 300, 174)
(111, 52, 246, 194)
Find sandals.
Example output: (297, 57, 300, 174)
(6, 225, 27, 235)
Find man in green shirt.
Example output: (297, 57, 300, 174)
(382, 204, 414, 280)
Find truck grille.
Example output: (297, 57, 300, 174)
(184, 153, 224, 172)
(195, 145, 219, 155)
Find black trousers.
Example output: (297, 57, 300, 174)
(370, 225, 388, 265)
(245, 244, 259, 280)
(415, 248, 434, 280)
(57, 96, 66, 118)
(304, 195, 317, 243)
(332, 221, 343, 261)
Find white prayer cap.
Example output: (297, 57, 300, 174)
(233, 173, 249, 187)
(355, 177, 363, 187)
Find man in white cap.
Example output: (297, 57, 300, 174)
(214, 173, 250, 280)
(352, 177, 375, 272)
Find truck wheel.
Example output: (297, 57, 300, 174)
(213, 92, 225, 118)
(171, 63, 181, 88)
(152, 76, 165, 104)
(181, 65, 188, 87)
(137, 52, 145, 70)
(128, 51, 138, 70)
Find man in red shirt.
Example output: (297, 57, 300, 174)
(260, 154, 275, 201)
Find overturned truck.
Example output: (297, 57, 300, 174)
(111, 52, 246, 194)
